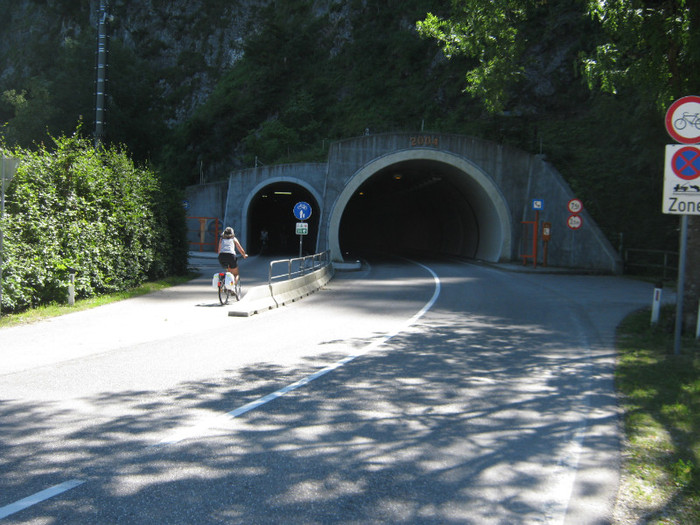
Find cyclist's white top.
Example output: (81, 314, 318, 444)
(220, 237, 237, 255)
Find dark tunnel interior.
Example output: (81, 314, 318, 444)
(246, 160, 484, 260)
(247, 182, 318, 256)
(339, 161, 479, 260)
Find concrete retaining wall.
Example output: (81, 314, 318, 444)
(228, 264, 335, 317)
(185, 182, 228, 220)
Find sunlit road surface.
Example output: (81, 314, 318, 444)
(0, 257, 653, 524)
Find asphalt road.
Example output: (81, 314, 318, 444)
(0, 256, 656, 524)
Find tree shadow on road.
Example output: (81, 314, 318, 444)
(0, 298, 621, 523)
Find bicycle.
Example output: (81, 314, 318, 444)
(216, 271, 241, 305)
(674, 112, 700, 131)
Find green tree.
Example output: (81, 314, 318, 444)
(582, 0, 700, 108)
(105, 39, 170, 163)
(1, 80, 59, 147)
(417, 0, 532, 113)
(418, 0, 699, 112)
(0, 27, 95, 149)
(581, 0, 700, 329)
(419, 0, 700, 329)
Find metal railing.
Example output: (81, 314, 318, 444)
(624, 248, 678, 279)
(269, 251, 330, 285)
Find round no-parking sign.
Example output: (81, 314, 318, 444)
(670, 146, 700, 180)
(663, 144, 700, 215)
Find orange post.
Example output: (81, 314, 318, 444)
(198, 218, 206, 251)
(541, 221, 551, 267)
(186, 216, 220, 252)
(520, 210, 539, 267)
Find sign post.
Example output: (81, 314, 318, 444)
(541, 221, 551, 267)
(521, 200, 542, 267)
(1, 156, 20, 316)
(293, 202, 312, 259)
(664, 96, 700, 355)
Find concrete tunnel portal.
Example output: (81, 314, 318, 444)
(246, 153, 511, 262)
(190, 133, 620, 272)
(245, 152, 512, 261)
(330, 151, 512, 263)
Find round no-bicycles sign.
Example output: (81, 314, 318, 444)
(666, 95, 700, 144)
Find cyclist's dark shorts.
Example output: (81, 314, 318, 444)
(218, 252, 238, 269)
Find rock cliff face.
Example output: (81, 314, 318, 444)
(0, 0, 350, 124)
(1, 0, 583, 175)
(108, 0, 264, 120)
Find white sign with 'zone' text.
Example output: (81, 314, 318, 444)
(663, 144, 700, 214)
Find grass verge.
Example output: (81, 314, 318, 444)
(0, 273, 198, 329)
(615, 305, 700, 524)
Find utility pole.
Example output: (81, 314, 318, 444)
(94, 0, 109, 148)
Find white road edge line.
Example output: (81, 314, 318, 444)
(158, 260, 441, 445)
(543, 311, 594, 525)
(0, 479, 85, 520)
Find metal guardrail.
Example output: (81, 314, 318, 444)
(269, 251, 330, 285)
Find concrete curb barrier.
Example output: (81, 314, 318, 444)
(228, 264, 335, 317)
(333, 260, 362, 271)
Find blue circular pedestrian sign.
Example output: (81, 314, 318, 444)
(293, 201, 312, 220)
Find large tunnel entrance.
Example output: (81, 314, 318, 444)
(340, 161, 479, 258)
(247, 182, 319, 256)
(331, 151, 512, 263)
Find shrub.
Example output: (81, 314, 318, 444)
(1, 131, 187, 313)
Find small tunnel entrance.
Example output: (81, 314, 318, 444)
(333, 153, 511, 262)
(247, 182, 319, 256)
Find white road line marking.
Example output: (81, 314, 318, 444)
(543, 314, 594, 524)
(158, 261, 441, 445)
(0, 479, 85, 520)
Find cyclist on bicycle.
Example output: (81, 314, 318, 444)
(218, 227, 248, 287)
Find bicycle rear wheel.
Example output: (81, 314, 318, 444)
(218, 283, 230, 305)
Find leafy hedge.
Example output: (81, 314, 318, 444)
(1, 132, 188, 313)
